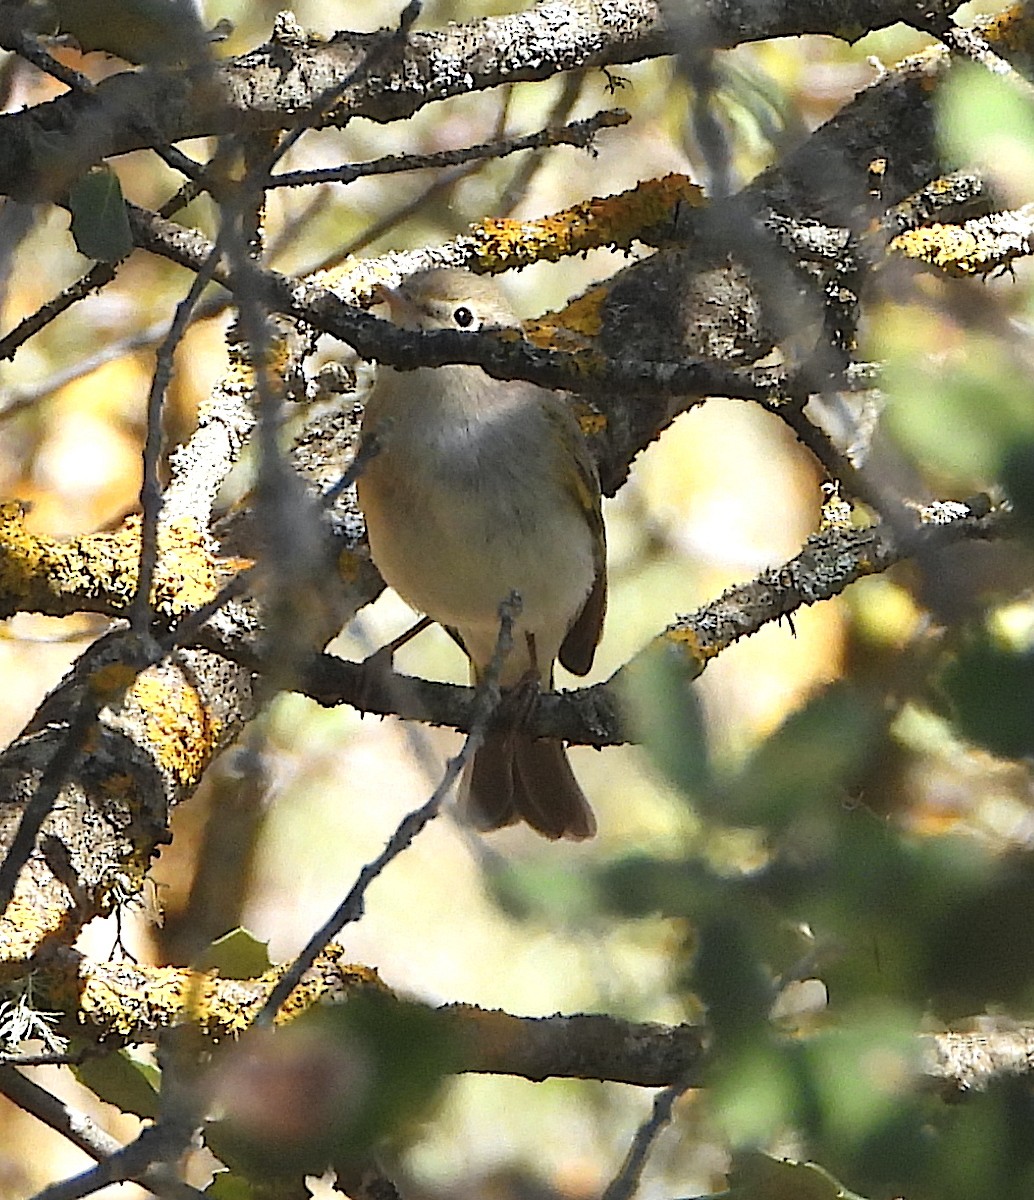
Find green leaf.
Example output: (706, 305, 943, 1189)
(814, 821, 996, 1007)
(74, 1048, 159, 1120)
(206, 1171, 255, 1200)
(596, 851, 718, 918)
(694, 913, 773, 1044)
(710, 1041, 802, 1150)
(725, 683, 885, 827)
(196, 928, 273, 980)
(924, 854, 1034, 1015)
(206, 992, 456, 1180)
(881, 325, 1034, 487)
(940, 625, 1034, 759)
(793, 1013, 920, 1146)
(620, 640, 712, 800)
(68, 167, 133, 262)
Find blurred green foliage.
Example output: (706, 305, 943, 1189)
(939, 624, 1034, 759)
(207, 991, 457, 1183)
(578, 647, 1034, 1200)
(496, 84, 1034, 1177)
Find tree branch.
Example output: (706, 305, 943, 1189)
(291, 498, 1005, 746)
(0, 0, 971, 201)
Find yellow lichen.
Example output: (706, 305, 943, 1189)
(525, 285, 611, 352)
(984, 4, 1028, 54)
(0, 895, 76, 982)
(266, 955, 386, 1026)
(470, 174, 704, 269)
(662, 626, 716, 671)
(890, 222, 1018, 277)
(0, 504, 243, 618)
(132, 672, 218, 789)
(573, 404, 608, 437)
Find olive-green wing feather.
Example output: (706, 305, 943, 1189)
(547, 402, 606, 677)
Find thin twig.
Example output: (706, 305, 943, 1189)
(602, 1079, 692, 1200)
(341, 162, 479, 262)
(131, 237, 227, 634)
(269, 108, 628, 189)
(0, 686, 102, 922)
(7, 30, 94, 93)
(0, 1064, 203, 1196)
(263, 0, 425, 187)
(0, 1066, 121, 1160)
(315, 86, 514, 268)
(156, 136, 254, 221)
(496, 74, 585, 217)
(0, 295, 229, 422)
(152, 143, 208, 217)
(0, 263, 119, 363)
(254, 591, 521, 1027)
(773, 397, 910, 521)
(151, 144, 205, 182)
(158, 177, 208, 219)
(28, 1122, 195, 1200)
(0, 1051, 90, 1066)
(322, 424, 384, 503)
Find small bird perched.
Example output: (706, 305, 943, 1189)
(357, 267, 607, 840)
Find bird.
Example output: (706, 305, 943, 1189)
(356, 266, 607, 839)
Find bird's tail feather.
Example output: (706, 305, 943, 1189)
(459, 731, 596, 840)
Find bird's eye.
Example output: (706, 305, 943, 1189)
(452, 306, 475, 329)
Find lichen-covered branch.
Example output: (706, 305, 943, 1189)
(890, 204, 1034, 276)
(29, 943, 704, 1086)
(928, 1026, 1034, 1093)
(0, 631, 255, 978)
(294, 497, 1005, 747)
(0, 0, 965, 201)
(0, 504, 239, 624)
(23, 942, 1033, 1094)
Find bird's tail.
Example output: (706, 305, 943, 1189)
(459, 731, 596, 840)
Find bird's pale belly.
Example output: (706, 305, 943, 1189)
(365, 476, 594, 640)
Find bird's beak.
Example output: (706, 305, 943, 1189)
(369, 281, 420, 329)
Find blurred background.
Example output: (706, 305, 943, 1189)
(3, 2, 1034, 1198)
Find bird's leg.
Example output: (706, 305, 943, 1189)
(356, 616, 434, 707)
(378, 615, 435, 659)
(508, 632, 544, 729)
